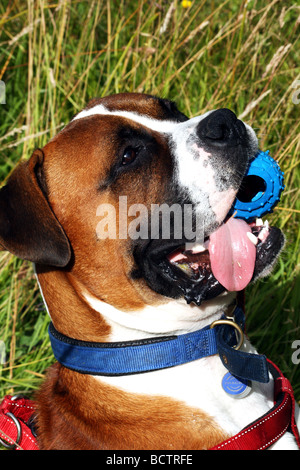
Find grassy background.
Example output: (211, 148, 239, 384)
(0, 0, 299, 403)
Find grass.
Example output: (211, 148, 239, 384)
(0, 0, 299, 403)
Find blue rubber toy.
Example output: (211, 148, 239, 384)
(232, 150, 285, 221)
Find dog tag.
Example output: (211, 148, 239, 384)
(222, 372, 251, 398)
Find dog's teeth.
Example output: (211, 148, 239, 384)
(256, 218, 263, 227)
(247, 232, 258, 245)
(190, 242, 207, 253)
(258, 226, 269, 241)
(263, 219, 269, 228)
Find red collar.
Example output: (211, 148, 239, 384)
(0, 359, 299, 451)
(0, 395, 38, 450)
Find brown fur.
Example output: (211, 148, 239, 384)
(36, 363, 229, 450)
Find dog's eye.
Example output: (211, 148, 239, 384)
(122, 147, 138, 166)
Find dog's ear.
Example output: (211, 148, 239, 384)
(0, 149, 71, 267)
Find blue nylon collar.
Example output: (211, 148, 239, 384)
(48, 306, 269, 383)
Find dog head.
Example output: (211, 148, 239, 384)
(0, 93, 284, 315)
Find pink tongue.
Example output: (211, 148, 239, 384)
(208, 218, 256, 291)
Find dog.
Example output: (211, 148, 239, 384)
(0, 93, 299, 450)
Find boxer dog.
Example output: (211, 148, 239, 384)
(0, 93, 298, 450)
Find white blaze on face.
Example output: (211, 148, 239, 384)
(171, 139, 237, 226)
(72, 104, 178, 133)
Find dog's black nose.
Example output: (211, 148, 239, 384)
(197, 108, 246, 147)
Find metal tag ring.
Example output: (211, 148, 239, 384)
(210, 319, 244, 351)
(0, 412, 22, 449)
